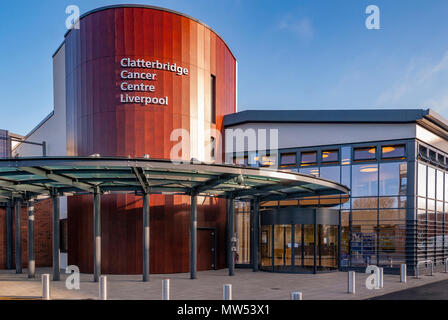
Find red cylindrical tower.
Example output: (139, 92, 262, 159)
(65, 5, 237, 274)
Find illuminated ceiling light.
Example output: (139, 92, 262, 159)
(360, 165, 378, 173)
(368, 148, 376, 154)
(322, 153, 329, 158)
(382, 146, 395, 154)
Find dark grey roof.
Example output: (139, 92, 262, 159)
(224, 108, 448, 130)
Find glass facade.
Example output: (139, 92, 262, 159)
(231, 139, 448, 274)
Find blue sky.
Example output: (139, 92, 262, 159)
(1, 0, 448, 135)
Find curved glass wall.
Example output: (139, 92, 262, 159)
(260, 208, 340, 273)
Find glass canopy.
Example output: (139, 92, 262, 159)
(0, 157, 349, 202)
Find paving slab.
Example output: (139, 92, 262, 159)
(1, 268, 447, 300)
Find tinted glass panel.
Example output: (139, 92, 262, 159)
(381, 145, 405, 159)
(280, 153, 297, 166)
(299, 167, 319, 176)
(322, 150, 338, 163)
(352, 164, 378, 197)
(418, 163, 427, 196)
(428, 167, 436, 199)
(341, 147, 351, 165)
(320, 166, 340, 182)
(354, 147, 376, 161)
(301, 152, 317, 166)
(379, 162, 407, 196)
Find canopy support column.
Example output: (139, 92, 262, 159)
(228, 195, 235, 276)
(190, 191, 197, 279)
(142, 192, 150, 282)
(28, 200, 35, 278)
(252, 197, 260, 272)
(94, 189, 101, 282)
(52, 193, 60, 281)
(15, 200, 22, 274)
(6, 201, 13, 270)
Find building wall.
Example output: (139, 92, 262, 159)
(225, 122, 417, 153)
(64, 6, 237, 274)
(0, 201, 53, 269)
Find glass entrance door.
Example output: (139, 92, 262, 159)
(274, 225, 292, 270)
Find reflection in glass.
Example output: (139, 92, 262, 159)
(260, 226, 272, 269)
(352, 164, 378, 197)
(299, 167, 319, 176)
(301, 151, 317, 166)
(418, 163, 427, 196)
(322, 150, 339, 163)
(235, 201, 251, 264)
(378, 196, 407, 209)
(318, 225, 338, 268)
(428, 167, 435, 199)
(381, 145, 405, 159)
(294, 225, 303, 267)
(379, 162, 407, 196)
(303, 225, 315, 268)
(280, 153, 297, 167)
(341, 146, 351, 165)
(352, 197, 378, 209)
(354, 147, 376, 161)
(437, 170, 444, 201)
(320, 166, 340, 182)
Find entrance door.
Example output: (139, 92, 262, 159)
(197, 228, 216, 271)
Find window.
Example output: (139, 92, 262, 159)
(210, 74, 216, 124)
(354, 147, 376, 161)
(280, 153, 297, 167)
(379, 162, 407, 196)
(322, 150, 339, 164)
(341, 147, 351, 165)
(60, 219, 68, 253)
(429, 150, 437, 162)
(300, 151, 317, 166)
(352, 164, 378, 197)
(381, 145, 405, 159)
(234, 156, 248, 166)
(418, 145, 428, 160)
(260, 154, 276, 167)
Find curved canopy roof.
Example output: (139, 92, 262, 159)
(0, 157, 349, 203)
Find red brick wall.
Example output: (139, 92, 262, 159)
(0, 199, 52, 270)
(0, 207, 5, 269)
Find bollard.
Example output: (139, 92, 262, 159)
(348, 271, 355, 294)
(378, 268, 384, 289)
(430, 262, 434, 276)
(400, 264, 407, 283)
(291, 292, 303, 300)
(42, 274, 50, 300)
(223, 284, 232, 300)
(162, 279, 170, 300)
(99, 275, 107, 300)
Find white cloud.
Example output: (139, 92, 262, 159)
(278, 15, 314, 39)
(376, 51, 448, 112)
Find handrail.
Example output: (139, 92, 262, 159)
(416, 260, 433, 279)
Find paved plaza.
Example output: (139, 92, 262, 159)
(1, 267, 448, 300)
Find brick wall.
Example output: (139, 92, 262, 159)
(0, 199, 52, 269)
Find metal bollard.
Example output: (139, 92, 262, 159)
(223, 284, 232, 300)
(42, 274, 50, 300)
(291, 292, 303, 300)
(378, 268, 384, 289)
(162, 279, 170, 300)
(99, 275, 107, 300)
(400, 264, 407, 283)
(348, 271, 355, 294)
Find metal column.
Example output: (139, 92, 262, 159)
(142, 193, 150, 282)
(6, 201, 13, 270)
(28, 200, 35, 278)
(15, 200, 22, 274)
(228, 196, 235, 276)
(190, 191, 197, 279)
(94, 190, 101, 282)
(52, 193, 60, 281)
(252, 197, 260, 272)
